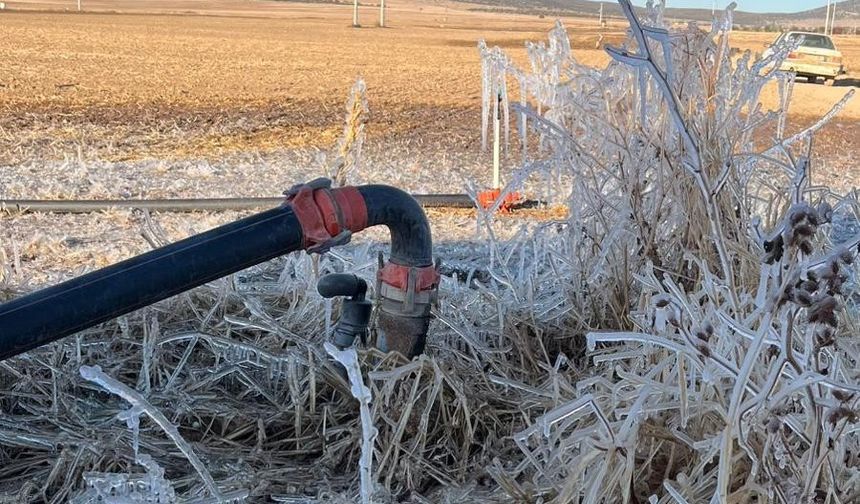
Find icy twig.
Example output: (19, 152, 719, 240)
(324, 343, 377, 504)
(79, 365, 226, 501)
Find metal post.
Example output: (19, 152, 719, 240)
(353, 0, 359, 27)
(77, 0, 81, 11)
(598, 3, 603, 27)
(379, 0, 385, 27)
(493, 92, 501, 190)
(830, 2, 837, 35)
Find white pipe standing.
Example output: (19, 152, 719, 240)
(493, 93, 501, 190)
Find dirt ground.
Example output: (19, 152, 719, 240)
(0, 0, 858, 281)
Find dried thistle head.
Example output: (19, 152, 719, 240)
(816, 201, 833, 224)
(793, 289, 813, 308)
(784, 204, 820, 256)
(763, 235, 784, 265)
(827, 406, 858, 427)
(815, 327, 835, 350)
(833, 390, 855, 403)
(695, 323, 714, 343)
(799, 279, 818, 293)
(808, 295, 839, 328)
(777, 283, 794, 308)
(838, 248, 854, 266)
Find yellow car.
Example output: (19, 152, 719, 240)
(765, 32, 845, 84)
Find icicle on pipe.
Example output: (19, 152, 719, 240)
(324, 343, 378, 504)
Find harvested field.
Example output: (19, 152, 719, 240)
(1, 2, 857, 278)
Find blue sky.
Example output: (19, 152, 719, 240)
(632, 0, 830, 13)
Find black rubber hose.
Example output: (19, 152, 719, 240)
(317, 273, 367, 299)
(0, 194, 474, 214)
(0, 206, 303, 361)
(358, 185, 433, 267)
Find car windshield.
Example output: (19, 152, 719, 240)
(785, 33, 836, 50)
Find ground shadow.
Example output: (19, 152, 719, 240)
(834, 78, 860, 88)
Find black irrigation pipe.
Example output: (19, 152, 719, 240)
(0, 194, 476, 214)
(0, 183, 442, 360)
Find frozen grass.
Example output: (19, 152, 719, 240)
(1, 1, 860, 502)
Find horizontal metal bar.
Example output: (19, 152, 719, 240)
(0, 194, 475, 214)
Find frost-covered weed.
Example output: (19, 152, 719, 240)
(477, 0, 860, 501)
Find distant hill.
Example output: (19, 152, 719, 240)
(455, 0, 859, 29)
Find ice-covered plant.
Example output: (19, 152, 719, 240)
(76, 365, 249, 503)
(479, 0, 859, 501)
(330, 78, 369, 188)
(324, 344, 377, 504)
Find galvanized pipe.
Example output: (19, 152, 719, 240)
(0, 194, 474, 214)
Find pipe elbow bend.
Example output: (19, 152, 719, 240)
(357, 185, 438, 358)
(286, 181, 439, 359)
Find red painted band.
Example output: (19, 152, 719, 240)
(285, 184, 369, 251)
(287, 186, 330, 249)
(378, 262, 439, 293)
(332, 186, 368, 233)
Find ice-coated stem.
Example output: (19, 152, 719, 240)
(324, 343, 377, 504)
(79, 365, 225, 501)
(607, 0, 741, 311)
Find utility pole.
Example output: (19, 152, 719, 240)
(379, 0, 385, 27)
(353, 0, 359, 27)
(825, 0, 832, 35)
(830, 2, 837, 35)
(77, 0, 81, 11)
(598, 3, 604, 27)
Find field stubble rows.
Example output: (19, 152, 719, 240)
(0, 3, 857, 280)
